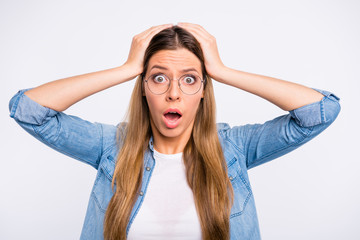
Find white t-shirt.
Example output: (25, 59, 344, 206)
(127, 149, 202, 239)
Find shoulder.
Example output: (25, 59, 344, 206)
(216, 122, 245, 153)
(216, 122, 231, 131)
(216, 122, 245, 139)
(96, 121, 128, 155)
(216, 122, 234, 139)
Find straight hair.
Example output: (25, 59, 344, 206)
(104, 26, 234, 240)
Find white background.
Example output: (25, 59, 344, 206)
(1, 0, 359, 239)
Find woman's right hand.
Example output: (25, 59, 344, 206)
(21, 24, 173, 112)
(124, 23, 173, 76)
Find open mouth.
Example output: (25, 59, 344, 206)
(164, 111, 182, 121)
(163, 108, 182, 128)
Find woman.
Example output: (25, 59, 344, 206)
(9, 23, 341, 240)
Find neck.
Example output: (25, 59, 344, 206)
(151, 122, 193, 155)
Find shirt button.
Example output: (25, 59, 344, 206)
(139, 191, 144, 196)
(229, 176, 234, 180)
(146, 167, 151, 171)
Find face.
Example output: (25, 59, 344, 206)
(143, 48, 204, 146)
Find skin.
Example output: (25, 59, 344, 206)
(143, 48, 204, 154)
(177, 22, 324, 111)
(23, 24, 173, 112)
(24, 22, 324, 154)
(142, 23, 323, 154)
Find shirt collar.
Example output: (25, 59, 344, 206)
(148, 135, 154, 152)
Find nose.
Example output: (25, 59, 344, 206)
(166, 79, 181, 101)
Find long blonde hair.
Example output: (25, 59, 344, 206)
(104, 26, 234, 240)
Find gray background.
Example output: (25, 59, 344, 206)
(1, 0, 359, 239)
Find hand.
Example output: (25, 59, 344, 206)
(177, 22, 227, 81)
(124, 23, 173, 76)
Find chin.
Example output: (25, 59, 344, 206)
(159, 126, 184, 138)
(150, 117, 193, 140)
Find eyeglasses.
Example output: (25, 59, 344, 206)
(143, 73, 204, 95)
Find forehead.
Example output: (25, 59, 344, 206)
(148, 48, 202, 74)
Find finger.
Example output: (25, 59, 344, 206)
(146, 23, 173, 35)
(178, 22, 212, 37)
(179, 24, 214, 39)
(178, 25, 211, 46)
(177, 23, 214, 44)
(140, 23, 173, 40)
(140, 25, 173, 49)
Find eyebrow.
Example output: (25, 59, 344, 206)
(150, 65, 199, 74)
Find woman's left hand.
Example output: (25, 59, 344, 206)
(177, 22, 227, 81)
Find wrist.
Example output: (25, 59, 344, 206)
(121, 62, 143, 79)
(209, 64, 230, 83)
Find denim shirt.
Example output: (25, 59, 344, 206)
(9, 87, 341, 240)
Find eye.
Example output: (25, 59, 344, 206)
(152, 74, 168, 84)
(182, 75, 196, 85)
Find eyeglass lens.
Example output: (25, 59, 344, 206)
(146, 74, 203, 95)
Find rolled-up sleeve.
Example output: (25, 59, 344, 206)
(9, 88, 116, 169)
(224, 88, 341, 170)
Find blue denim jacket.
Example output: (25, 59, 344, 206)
(9, 87, 341, 240)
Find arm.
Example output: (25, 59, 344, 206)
(9, 90, 115, 169)
(9, 24, 173, 169)
(222, 87, 340, 169)
(208, 67, 324, 111)
(179, 23, 341, 169)
(177, 22, 324, 111)
(24, 64, 139, 112)
(24, 24, 172, 112)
